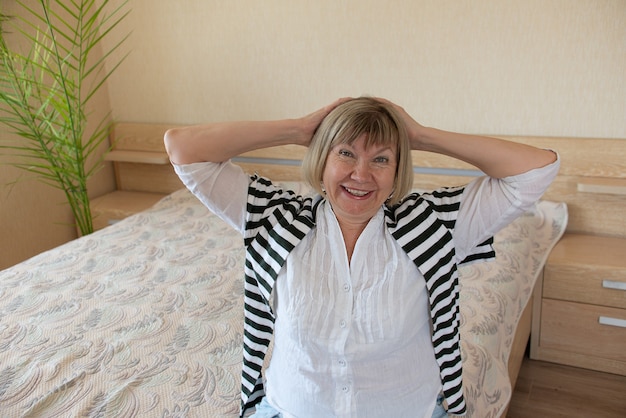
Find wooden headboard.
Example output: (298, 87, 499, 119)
(104, 122, 626, 238)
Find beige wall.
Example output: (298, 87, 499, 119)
(104, 0, 625, 138)
(2, 0, 625, 269)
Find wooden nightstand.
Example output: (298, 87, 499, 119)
(91, 190, 167, 230)
(530, 233, 626, 375)
(91, 125, 182, 231)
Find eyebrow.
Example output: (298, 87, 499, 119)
(369, 145, 395, 155)
(338, 142, 395, 153)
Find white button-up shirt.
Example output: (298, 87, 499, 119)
(266, 202, 441, 418)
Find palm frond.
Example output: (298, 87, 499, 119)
(0, 0, 130, 235)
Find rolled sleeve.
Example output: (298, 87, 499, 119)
(455, 153, 560, 262)
(174, 161, 249, 233)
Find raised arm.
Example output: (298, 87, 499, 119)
(384, 100, 557, 178)
(164, 99, 349, 165)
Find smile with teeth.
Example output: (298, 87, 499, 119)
(344, 186, 371, 197)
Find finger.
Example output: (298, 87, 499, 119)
(326, 96, 353, 111)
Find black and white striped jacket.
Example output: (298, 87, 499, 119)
(240, 175, 495, 417)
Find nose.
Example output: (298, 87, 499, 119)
(351, 159, 372, 181)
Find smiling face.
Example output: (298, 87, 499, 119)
(302, 98, 413, 210)
(322, 133, 397, 229)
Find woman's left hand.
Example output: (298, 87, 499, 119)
(374, 97, 557, 177)
(374, 97, 427, 150)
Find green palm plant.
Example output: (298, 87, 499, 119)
(0, 0, 129, 235)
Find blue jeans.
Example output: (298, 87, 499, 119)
(432, 393, 449, 418)
(250, 394, 449, 417)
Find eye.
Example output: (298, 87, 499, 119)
(338, 149, 354, 158)
(374, 156, 390, 163)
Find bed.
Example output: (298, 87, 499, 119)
(0, 123, 580, 417)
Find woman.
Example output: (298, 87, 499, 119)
(164, 97, 558, 418)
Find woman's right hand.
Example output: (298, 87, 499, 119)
(296, 97, 352, 147)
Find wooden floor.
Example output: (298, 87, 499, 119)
(507, 357, 626, 418)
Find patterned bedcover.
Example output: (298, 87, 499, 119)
(0, 188, 567, 417)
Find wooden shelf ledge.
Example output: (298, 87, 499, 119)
(106, 149, 170, 165)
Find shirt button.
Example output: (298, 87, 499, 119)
(339, 320, 347, 328)
(343, 283, 350, 292)
(342, 386, 350, 393)
(339, 359, 346, 367)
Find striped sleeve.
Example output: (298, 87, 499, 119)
(386, 185, 496, 415)
(240, 175, 318, 416)
(416, 186, 496, 265)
